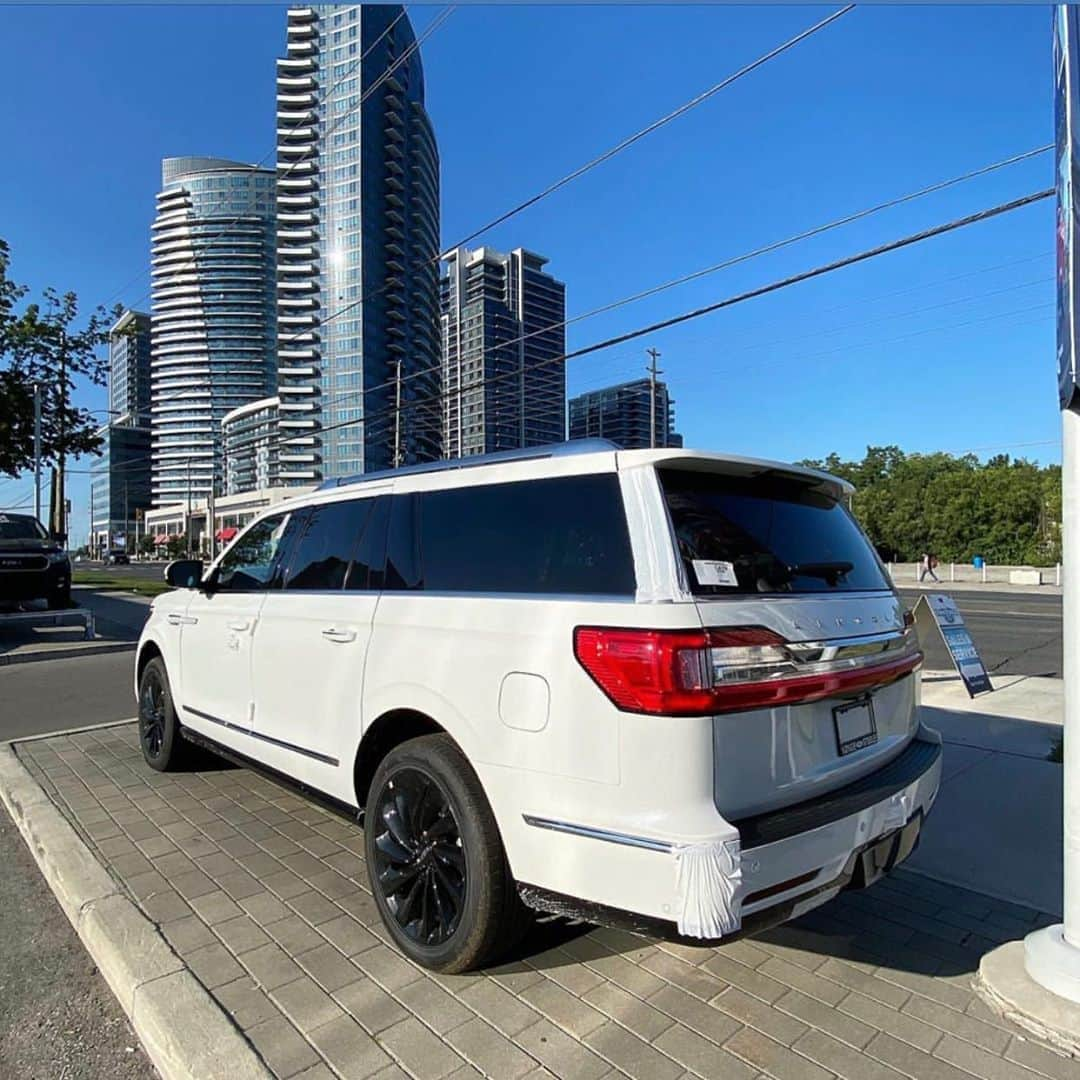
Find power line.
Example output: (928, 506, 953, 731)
(274, 4, 858, 356)
(67, 187, 1054, 477)
(447, 4, 856, 251)
(561, 189, 1054, 363)
(281, 187, 1055, 454)
(282, 146, 1055, 422)
(119, 7, 453, 315)
(569, 278, 1054, 397)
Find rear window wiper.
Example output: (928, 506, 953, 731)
(787, 561, 854, 584)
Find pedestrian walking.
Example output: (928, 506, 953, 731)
(919, 552, 940, 583)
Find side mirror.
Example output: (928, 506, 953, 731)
(165, 558, 205, 589)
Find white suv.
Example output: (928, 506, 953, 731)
(135, 442, 940, 972)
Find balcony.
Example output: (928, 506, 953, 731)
(278, 176, 316, 191)
(277, 91, 316, 107)
(277, 159, 315, 174)
(277, 125, 315, 140)
(278, 366, 317, 378)
(277, 262, 315, 276)
(278, 193, 317, 207)
(277, 227, 316, 242)
(277, 57, 316, 73)
(276, 74, 316, 91)
(277, 107, 316, 123)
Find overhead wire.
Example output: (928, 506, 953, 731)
(283, 146, 1056, 422)
(272, 3, 860, 357)
(278, 188, 1056, 455)
(63, 189, 1055, 476)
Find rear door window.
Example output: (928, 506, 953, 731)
(658, 468, 889, 595)
(284, 498, 376, 591)
(384, 474, 636, 596)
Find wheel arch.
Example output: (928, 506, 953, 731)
(353, 708, 460, 811)
(135, 639, 163, 685)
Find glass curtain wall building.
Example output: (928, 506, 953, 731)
(222, 396, 280, 495)
(109, 309, 152, 423)
(276, 4, 441, 483)
(568, 377, 683, 450)
(150, 156, 277, 507)
(440, 247, 567, 458)
(90, 310, 154, 556)
(89, 425, 153, 557)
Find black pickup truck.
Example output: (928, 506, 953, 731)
(0, 512, 71, 610)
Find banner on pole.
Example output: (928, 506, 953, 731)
(1056, 5, 1080, 409)
(913, 594, 993, 697)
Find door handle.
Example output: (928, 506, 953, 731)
(167, 613, 198, 626)
(321, 627, 357, 643)
(229, 620, 252, 632)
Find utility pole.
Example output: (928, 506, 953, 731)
(185, 458, 191, 557)
(33, 383, 41, 522)
(646, 347, 662, 449)
(123, 478, 129, 555)
(207, 474, 217, 562)
(393, 357, 403, 468)
(55, 328, 67, 538)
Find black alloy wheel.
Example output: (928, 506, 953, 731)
(139, 664, 167, 759)
(371, 767, 466, 946)
(363, 733, 529, 972)
(136, 656, 192, 771)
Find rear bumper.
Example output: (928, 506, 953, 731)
(516, 726, 942, 938)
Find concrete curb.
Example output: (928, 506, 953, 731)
(0, 641, 137, 667)
(976, 940, 1080, 1058)
(0, 742, 271, 1080)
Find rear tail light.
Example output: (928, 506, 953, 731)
(573, 625, 922, 716)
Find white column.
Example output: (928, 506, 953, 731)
(1025, 404, 1080, 1000)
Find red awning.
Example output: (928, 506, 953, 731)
(215, 527, 238, 542)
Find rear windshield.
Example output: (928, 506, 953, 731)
(658, 468, 890, 595)
(0, 514, 47, 542)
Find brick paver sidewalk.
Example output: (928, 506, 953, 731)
(14, 724, 1079, 1080)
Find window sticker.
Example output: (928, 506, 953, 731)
(692, 559, 738, 587)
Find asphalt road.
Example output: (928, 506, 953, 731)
(0, 810, 155, 1080)
(1, 649, 136, 741)
(897, 588, 1063, 677)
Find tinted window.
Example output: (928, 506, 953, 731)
(285, 499, 374, 591)
(0, 514, 47, 542)
(659, 468, 890, 595)
(385, 493, 421, 589)
(214, 512, 296, 592)
(385, 474, 635, 595)
(345, 495, 389, 590)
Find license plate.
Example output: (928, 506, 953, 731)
(833, 698, 878, 756)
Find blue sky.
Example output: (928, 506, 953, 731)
(0, 4, 1059, 537)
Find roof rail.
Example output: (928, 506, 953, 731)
(315, 439, 618, 491)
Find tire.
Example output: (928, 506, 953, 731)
(137, 657, 193, 772)
(364, 733, 529, 973)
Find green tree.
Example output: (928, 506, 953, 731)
(799, 445, 1061, 565)
(0, 238, 121, 479)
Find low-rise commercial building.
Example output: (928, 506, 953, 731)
(144, 484, 314, 558)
